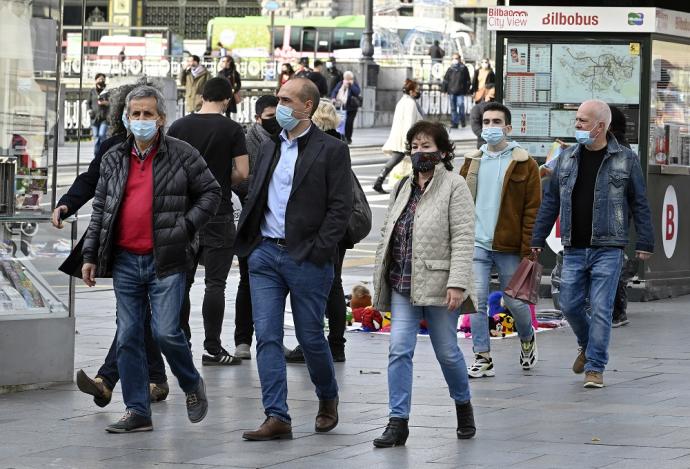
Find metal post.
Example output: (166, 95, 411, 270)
(270, 10, 275, 62)
(361, 0, 374, 61)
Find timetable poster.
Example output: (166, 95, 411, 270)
(505, 73, 536, 103)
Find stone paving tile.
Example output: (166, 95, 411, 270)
(5, 285, 690, 468)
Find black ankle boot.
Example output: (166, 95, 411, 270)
(456, 401, 476, 439)
(373, 417, 409, 448)
(372, 175, 389, 194)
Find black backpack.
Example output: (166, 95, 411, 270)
(345, 170, 372, 244)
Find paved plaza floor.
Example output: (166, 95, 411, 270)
(2, 267, 690, 468)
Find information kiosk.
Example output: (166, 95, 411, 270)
(489, 6, 690, 299)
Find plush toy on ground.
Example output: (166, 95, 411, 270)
(488, 291, 514, 337)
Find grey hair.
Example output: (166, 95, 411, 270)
(343, 70, 354, 80)
(584, 99, 612, 128)
(125, 85, 167, 120)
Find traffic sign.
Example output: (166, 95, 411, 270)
(264, 1, 280, 11)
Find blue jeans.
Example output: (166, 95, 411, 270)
(113, 251, 200, 417)
(248, 240, 337, 423)
(470, 247, 534, 354)
(449, 94, 466, 126)
(388, 290, 471, 419)
(97, 305, 167, 389)
(91, 121, 107, 156)
(559, 247, 623, 373)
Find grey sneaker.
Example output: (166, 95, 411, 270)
(235, 343, 251, 360)
(105, 410, 153, 433)
(186, 378, 208, 423)
(572, 348, 587, 374)
(584, 371, 604, 388)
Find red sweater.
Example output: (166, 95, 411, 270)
(115, 145, 157, 254)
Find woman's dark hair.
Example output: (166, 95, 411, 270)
(108, 77, 161, 137)
(402, 78, 419, 95)
(223, 55, 236, 71)
(405, 120, 455, 171)
(282, 63, 294, 75)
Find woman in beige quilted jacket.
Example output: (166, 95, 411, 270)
(372, 121, 477, 448)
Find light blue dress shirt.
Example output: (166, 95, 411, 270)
(261, 126, 312, 239)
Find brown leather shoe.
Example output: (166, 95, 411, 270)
(315, 397, 339, 433)
(242, 417, 293, 441)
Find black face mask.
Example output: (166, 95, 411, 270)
(411, 151, 443, 173)
(413, 92, 421, 100)
(96, 82, 105, 90)
(261, 117, 281, 135)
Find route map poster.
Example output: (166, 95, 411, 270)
(551, 44, 641, 104)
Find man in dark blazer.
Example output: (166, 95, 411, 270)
(235, 77, 353, 441)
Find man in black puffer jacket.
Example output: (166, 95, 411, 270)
(81, 85, 221, 434)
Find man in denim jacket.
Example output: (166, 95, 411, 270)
(531, 100, 653, 389)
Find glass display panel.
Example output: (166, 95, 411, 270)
(650, 40, 690, 167)
(503, 38, 642, 160)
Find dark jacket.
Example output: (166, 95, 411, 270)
(234, 126, 353, 266)
(233, 122, 271, 201)
(309, 71, 329, 97)
(443, 64, 471, 95)
(82, 132, 221, 278)
(428, 44, 445, 60)
(219, 68, 242, 114)
(325, 67, 344, 96)
(330, 81, 361, 111)
(470, 101, 489, 148)
(58, 133, 126, 218)
(88, 87, 109, 124)
(58, 133, 127, 278)
(532, 135, 654, 253)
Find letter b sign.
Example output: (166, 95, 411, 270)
(662, 185, 678, 258)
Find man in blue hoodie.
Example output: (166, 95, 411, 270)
(459, 102, 542, 378)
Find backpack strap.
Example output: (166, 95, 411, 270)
(395, 176, 410, 200)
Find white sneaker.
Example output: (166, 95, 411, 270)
(519, 333, 538, 370)
(467, 354, 495, 378)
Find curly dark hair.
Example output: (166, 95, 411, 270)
(405, 120, 455, 171)
(107, 77, 161, 137)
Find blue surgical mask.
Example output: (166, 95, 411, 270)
(121, 111, 130, 132)
(481, 127, 505, 145)
(575, 123, 600, 146)
(276, 103, 306, 131)
(129, 119, 158, 142)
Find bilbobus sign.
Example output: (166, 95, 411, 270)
(488, 6, 656, 33)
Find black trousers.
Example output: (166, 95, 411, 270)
(97, 305, 167, 388)
(180, 216, 235, 354)
(378, 151, 405, 181)
(326, 243, 348, 352)
(234, 255, 254, 346)
(345, 108, 358, 141)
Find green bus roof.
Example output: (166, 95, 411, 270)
(208, 15, 366, 29)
